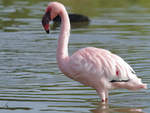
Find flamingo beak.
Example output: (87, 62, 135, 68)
(42, 11, 51, 34)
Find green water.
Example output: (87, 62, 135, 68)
(0, 0, 150, 113)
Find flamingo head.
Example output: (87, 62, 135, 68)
(42, 2, 64, 34)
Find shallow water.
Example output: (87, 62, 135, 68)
(0, 0, 150, 113)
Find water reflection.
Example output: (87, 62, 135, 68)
(39, 101, 145, 113)
(91, 103, 144, 113)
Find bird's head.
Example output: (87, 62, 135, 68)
(42, 2, 64, 34)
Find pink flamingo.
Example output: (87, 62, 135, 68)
(42, 2, 147, 102)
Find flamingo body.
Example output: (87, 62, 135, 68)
(68, 47, 131, 84)
(42, 2, 147, 102)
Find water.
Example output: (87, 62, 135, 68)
(0, 0, 150, 113)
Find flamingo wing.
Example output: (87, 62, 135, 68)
(68, 47, 135, 82)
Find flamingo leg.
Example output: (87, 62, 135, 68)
(96, 89, 109, 103)
(105, 90, 108, 101)
(97, 90, 106, 102)
(101, 92, 106, 102)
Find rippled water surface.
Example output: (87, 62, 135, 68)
(0, 0, 150, 113)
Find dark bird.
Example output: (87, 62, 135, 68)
(53, 13, 90, 23)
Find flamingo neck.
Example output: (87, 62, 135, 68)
(56, 8, 70, 69)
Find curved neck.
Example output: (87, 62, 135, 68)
(56, 8, 70, 67)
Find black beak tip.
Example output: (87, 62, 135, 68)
(46, 30, 49, 34)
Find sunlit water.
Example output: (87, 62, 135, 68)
(0, 0, 150, 113)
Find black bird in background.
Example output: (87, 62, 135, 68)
(53, 13, 90, 23)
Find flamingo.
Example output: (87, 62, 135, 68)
(42, 2, 147, 102)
